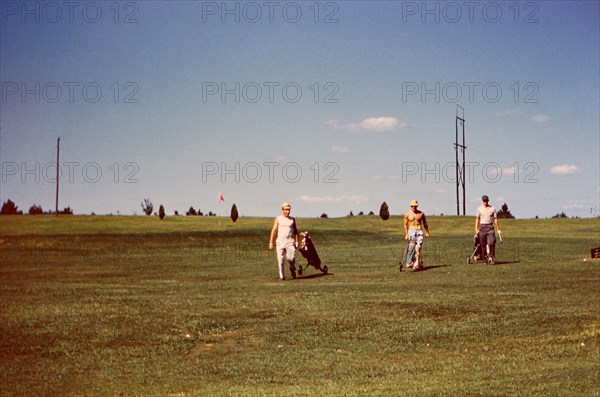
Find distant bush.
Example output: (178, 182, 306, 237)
(29, 204, 44, 215)
(497, 203, 515, 219)
(1, 199, 23, 215)
(60, 207, 73, 215)
(379, 202, 390, 221)
(159, 205, 165, 220)
(230, 204, 239, 222)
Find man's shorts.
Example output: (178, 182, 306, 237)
(408, 229, 424, 248)
(478, 224, 496, 245)
(276, 239, 296, 262)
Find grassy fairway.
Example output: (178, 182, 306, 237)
(1, 215, 599, 396)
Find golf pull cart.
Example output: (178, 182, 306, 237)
(468, 230, 502, 265)
(399, 236, 423, 272)
(298, 231, 328, 276)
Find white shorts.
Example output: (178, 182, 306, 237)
(276, 239, 296, 264)
(408, 229, 424, 248)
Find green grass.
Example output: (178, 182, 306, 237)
(1, 215, 599, 396)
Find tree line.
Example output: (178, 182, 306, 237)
(0, 199, 73, 215)
(1, 197, 581, 220)
(141, 199, 239, 222)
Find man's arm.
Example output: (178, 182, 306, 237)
(269, 218, 278, 250)
(475, 211, 480, 234)
(493, 211, 500, 231)
(292, 218, 299, 247)
(422, 214, 430, 237)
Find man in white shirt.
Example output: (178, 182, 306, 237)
(269, 202, 299, 280)
(475, 195, 501, 264)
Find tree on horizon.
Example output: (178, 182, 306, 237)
(497, 203, 515, 219)
(379, 202, 390, 221)
(230, 203, 239, 222)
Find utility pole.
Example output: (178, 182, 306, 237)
(55, 137, 60, 216)
(454, 106, 466, 216)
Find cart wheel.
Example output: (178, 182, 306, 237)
(467, 257, 471, 264)
(298, 266, 303, 275)
(322, 265, 328, 274)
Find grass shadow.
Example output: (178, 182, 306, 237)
(294, 272, 332, 280)
(493, 260, 521, 266)
(407, 264, 452, 272)
(467, 257, 521, 264)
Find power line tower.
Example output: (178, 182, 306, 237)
(454, 106, 466, 215)
(55, 137, 60, 215)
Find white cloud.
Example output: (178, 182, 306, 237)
(326, 116, 408, 132)
(550, 164, 582, 175)
(299, 195, 369, 204)
(359, 117, 407, 131)
(531, 114, 551, 123)
(331, 145, 349, 153)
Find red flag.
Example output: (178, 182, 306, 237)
(219, 193, 224, 202)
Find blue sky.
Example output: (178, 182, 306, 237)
(1, 0, 599, 218)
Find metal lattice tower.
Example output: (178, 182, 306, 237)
(454, 106, 466, 216)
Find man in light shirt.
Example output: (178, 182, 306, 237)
(475, 195, 501, 264)
(269, 202, 299, 280)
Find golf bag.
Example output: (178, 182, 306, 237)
(468, 230, 501, 265)
(467, 234, 485, 264)
(298, 231, 328, 275)
(399, 236, 423, 271)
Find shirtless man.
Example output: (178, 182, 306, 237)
(403, 199, 430, 268)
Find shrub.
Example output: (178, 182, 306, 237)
(230, 204, 239, 222)
(0, 199, 23, 215)
(60, 207, 73, 215)
(29, 204, 44, 215)
(379, 202, 390, 221)
(497, 203, 515, 219)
